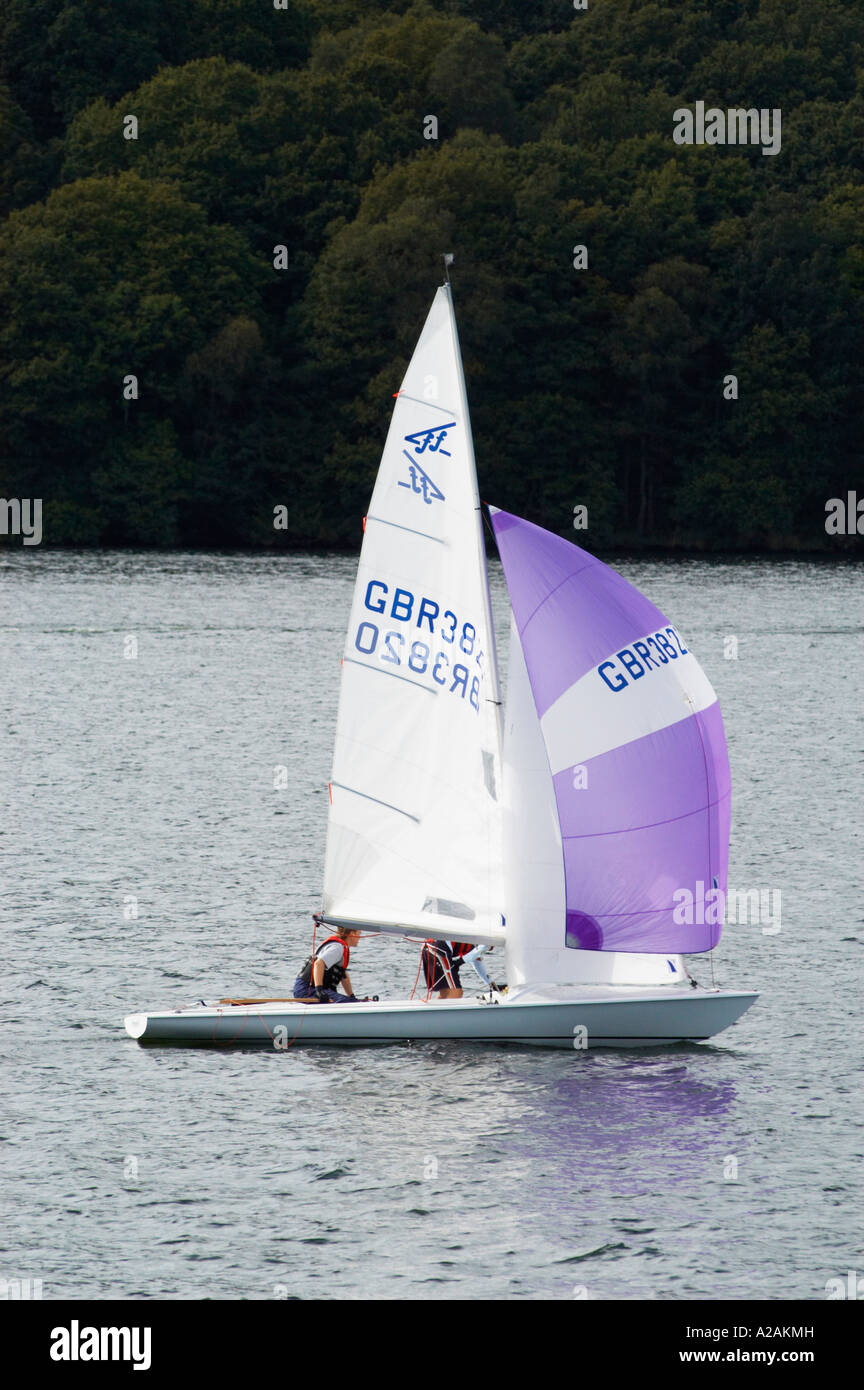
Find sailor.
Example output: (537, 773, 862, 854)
(294, 925, 363, 1003)
(420, 939, 494, 999)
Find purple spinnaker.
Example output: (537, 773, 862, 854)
(491, 509, 730, 954)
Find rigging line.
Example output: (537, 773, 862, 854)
(212, 1004, 254, 1046)
(409, 949, 424, 1001)
(255, 994, 311, 1049)
(480, 503, 498, 547)
(420, 939, 437, 1002)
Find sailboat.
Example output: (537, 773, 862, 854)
(124, 275, 758, 1048)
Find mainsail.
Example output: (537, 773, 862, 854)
(491, 509, 730, 956)
(322, 286, 504, 945)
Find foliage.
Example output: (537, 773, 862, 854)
(1, 0, 862, 549)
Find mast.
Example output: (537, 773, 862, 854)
(442, 275, 504, 759)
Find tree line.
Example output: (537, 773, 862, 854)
(1, 0, 862, 550)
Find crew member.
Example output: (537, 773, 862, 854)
(421, 940, 494, 999)
(294, 925, 363, 1003)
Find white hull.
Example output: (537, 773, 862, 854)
(124, 986, 757, 1049)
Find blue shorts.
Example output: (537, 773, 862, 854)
(292, 977, 354, 1004)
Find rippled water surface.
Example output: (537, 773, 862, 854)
(1, 550, 861, 1300)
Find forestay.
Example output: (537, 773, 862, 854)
(491, 510, 730, 955)
(323, 287, 504, 946)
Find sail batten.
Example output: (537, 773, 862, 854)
(366, 515, 447, 544)
(395, 394, 460, 416)
(341, 656, 439, 693)
(329, 783, 420, 822)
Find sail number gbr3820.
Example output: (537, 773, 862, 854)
(354, 579, 484, 711)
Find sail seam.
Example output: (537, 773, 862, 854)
(563, 909, 716, 924)
(560, 787, 731, 840)
(518, 560, 597, 636)
(394, 394, 459, 417)
(545, 696, 719, 775)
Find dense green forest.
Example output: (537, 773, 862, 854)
(1, 0, 862, 550)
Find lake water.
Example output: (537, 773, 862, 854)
(1, 550, 861, 1300)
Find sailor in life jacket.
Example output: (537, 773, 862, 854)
(294, 925, 363, 1003)
(420, 939, 493, 999)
